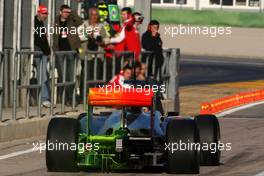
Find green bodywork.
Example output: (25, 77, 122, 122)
(76, 106, 129, 171)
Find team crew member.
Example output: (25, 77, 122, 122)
(108, 7, 143, 61)
(108, 65, 132, 88)
(34, 5, 51, 108)
(122, 8, 142, 61)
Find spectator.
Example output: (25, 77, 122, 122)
(108, 65, 132, 88)
(137, 63, 147, 81)
(53, 4, 82, 105)
(133, 61, 142, 80)
(78, 7, 108, 79)
(78, 7, 109, 100)
(34, 5, 51, 108)
(142, 20, 164, 80)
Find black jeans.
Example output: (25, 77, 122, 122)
(55, 53, 75, 104)
(142, 53, 164, 80)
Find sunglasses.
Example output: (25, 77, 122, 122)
(62, 11, 71, 13)
(41, 13, 48, 15)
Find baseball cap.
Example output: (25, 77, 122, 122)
(38, 5, 48, 14)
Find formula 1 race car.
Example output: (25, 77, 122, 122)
(46, 88, 220, 174)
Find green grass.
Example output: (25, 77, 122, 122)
(152, 9, 264, 27)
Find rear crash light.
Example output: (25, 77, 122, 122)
(116, 139, 123, 152)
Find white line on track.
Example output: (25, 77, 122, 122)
(216, 101, 264, 117)
(183, 58, 264, 67)
(0, 148, 35, 160)
(212, 100, 264, 176)
(255, 171, 264, 176)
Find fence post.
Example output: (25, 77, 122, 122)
(0, 52, 4, 121)
(168, 48, 180, 114)
(50, 52, 55, 116)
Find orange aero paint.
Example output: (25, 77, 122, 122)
(88, 88, 154, 107)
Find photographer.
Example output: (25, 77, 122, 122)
(78, 7, 109, 100)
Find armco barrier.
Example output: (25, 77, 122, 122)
(0, 48, 180, 122)
(200, 90, 264, 114)
(13, 51, 43, 120)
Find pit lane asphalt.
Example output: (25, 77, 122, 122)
(0, 103, 263, 176)
(0, 56, 264, 176)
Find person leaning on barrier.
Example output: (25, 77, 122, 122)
(78, 7, 109, 80)
(142, 20, 164, 80)
(53, 4, 82, 106)
(137, 63, 147, 81)
(34, 5, 51, 108)
(108, 65, 132, 88)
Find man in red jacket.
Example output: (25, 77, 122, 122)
(113, 7, 143, 61)
(108, 65, 132, 88)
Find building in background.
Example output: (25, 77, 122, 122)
(118, 0, 263, 11)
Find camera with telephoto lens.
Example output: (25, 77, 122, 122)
(135, 15, 144, 22)
(133, 12, 144, 23)
(95, 35, 103, 44)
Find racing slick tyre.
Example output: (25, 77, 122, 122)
(166, 119, 200, 174)
(46, 118, 79, 172)
(195, 114, 220, 166)
(77, 113, 86, 121)
(77, 113, 87, 133)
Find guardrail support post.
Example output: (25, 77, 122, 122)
(0, 52, 4, 121)
(50, 52, 55, 116)
(168, 48, 180, 114)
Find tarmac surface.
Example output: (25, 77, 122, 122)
(0, 103, 263, 176)
(180, 55, 264, 86)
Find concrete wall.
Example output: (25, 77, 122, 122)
(160, 25, 264, 58)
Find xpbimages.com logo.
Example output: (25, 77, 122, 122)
(165, 140, 232, 154)
(33, 25, 100, 37)
(164, 24, 232, 38)
(98, 82, 166, 95)
(32, 140, 100, 153)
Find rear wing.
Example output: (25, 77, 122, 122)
(88, 88, 154, 107)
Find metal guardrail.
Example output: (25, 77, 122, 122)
(0, 48, 180, 122)
(12, 51, 43, 120)
(50, 51, 78, 115)
(0, 51, 4, 121)
(82, 50, 136, 111)
(80, 49, 180, 113)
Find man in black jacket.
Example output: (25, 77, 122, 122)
(53, 5, 82, 106)
(34, 5, 51, 108)
(142, 20, 164, 80)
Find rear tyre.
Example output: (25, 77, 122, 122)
(77, 113, 86, 121)
(166, 119, 200, 174)
(195, 114, 221, 166)
(46, 118, 79, 172)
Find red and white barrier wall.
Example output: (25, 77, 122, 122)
(200, 89, 264, 114)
